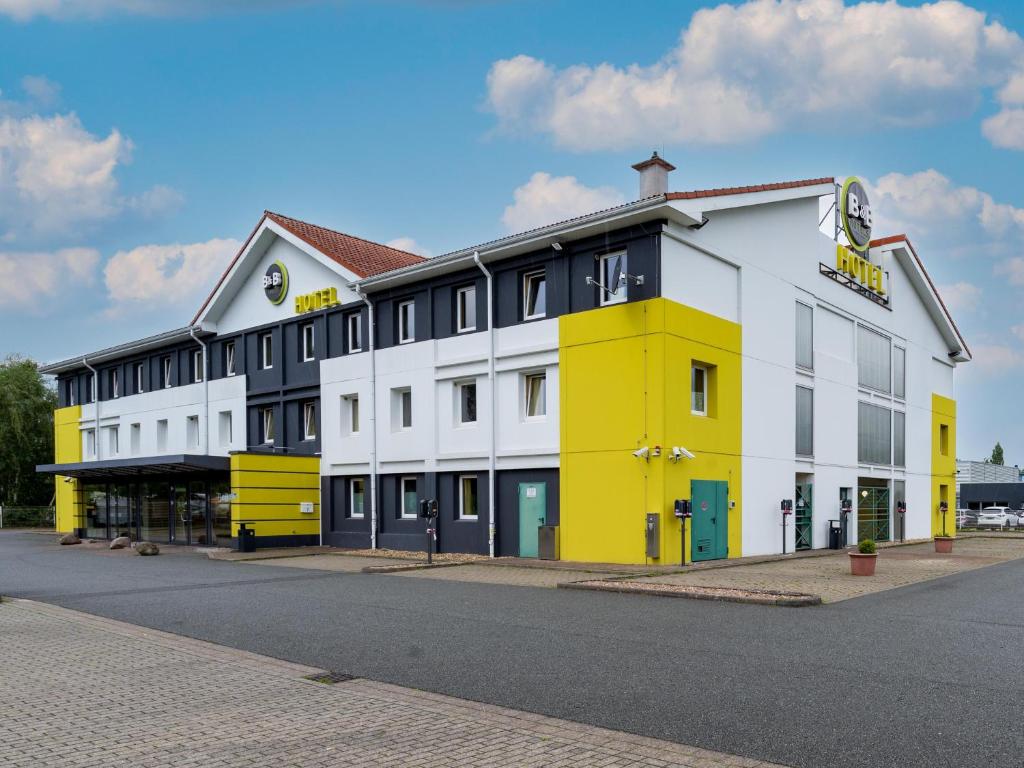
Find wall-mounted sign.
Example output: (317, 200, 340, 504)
(835, 244, 885, 297)
(263, 260, 289, 305)
(295, 286, 342, 314)
(299, 501, 315, 514)
(840, 177, 873, 253)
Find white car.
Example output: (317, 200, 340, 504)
(975, 506, 1021, 529)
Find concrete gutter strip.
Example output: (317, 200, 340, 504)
(561, 580, 822, 607)
(361, 562, 467, 574)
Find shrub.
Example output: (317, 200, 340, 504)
(858, 539, 877, 555)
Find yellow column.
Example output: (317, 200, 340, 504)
(930, 394, 956, 537)
(53, 406, 83, 533)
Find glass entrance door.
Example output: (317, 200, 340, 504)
(795, 483, 812, 550)
(857, 483, 890, 542)
(172, 484, 189, 544)
(189, 481, 209, 545)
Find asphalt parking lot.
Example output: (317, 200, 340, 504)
(2, 530, 1023, 768)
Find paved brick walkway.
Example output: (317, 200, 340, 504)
(0, 599, 787, 767)
(640, 537, 1024, 603)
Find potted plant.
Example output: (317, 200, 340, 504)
(849, 538, 877, 576)
(934, 536, 954, 554)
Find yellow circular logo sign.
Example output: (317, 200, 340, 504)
(263, 260, 289, 305)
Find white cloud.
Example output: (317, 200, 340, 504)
(127, 185, 186, 218)
(1011, 325, 1024, 342)
(970, 343, 1024, 373)
(104, 238, 241, 311)
(19, 75, 60, 108)
(486, 0, 1024, 151)
(502, 172, 625, 233)
(982, 107, 1024, 150)
(0, 247, 100, 309)
(995, 257, 1024, 287)
(935, 281, 982, 314)
(0, 0, 316, 21)
(386, 237, 432, 257)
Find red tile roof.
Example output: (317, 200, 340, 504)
(191, 211, 425, 325)
(666, 177, 835, 201)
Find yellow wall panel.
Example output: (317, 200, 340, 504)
(53, 406, 82, 533)
(931, 393, 957, 537)
(229, 452, 321, 539)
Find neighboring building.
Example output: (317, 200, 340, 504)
(959, 483, 1024, 511)
(38, 158, 969, 563)
(956, 459, 1020, 491)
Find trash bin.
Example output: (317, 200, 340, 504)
(237, 523, 256, 553)
(538, 525, 560, 560)
(828, 520, 843, 550)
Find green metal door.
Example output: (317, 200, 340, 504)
(518, 482, 547, 558)
(795, 484, 812, 550)
(691, 480, 728, 561)
(857, 486, 890, 542)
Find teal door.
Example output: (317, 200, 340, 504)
(795, 483, 812, 551)
(691, 480, 728, 562)
(518, 482, 547, 558)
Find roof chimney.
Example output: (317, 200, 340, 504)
(631, 151, 675, 198)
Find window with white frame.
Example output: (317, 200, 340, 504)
(186, 415, 199, 448)
(857, 325, 891, 393)
(85, 373, 94, 403)
(893, 346, 906, 399)
(110, 368, 119, 398)
(343, 394, 359, 435)
(459, 475, 479, 520)
(225, 341, 236, 376)
(260, 332, 273, 369)
(262, 407, 275, 445)
(457, 380, 477, 425)
(192, 349, 204, 383)
(162, 357, 171, 389)
(524, 372, 546, 419)
(107, 426, 119, 456)
(795, 302, 814, 371)
(66, 379, 76, 407)
(347, 313, 362, 352)
(456, 285, 476, 333)
(401, 476, 418, 519)
(392, 387, 412, 430)
(398, 300, 415, 344)
(134, 362, 144, 394)
(599, 251, 627, 305)
(691, 365, 708, 415)
(795, 386, 813, 457)
(302, 323, 315, 362)
(219, 411, 233, 448)
(523, 269, 546, 320)
(350, 478, 365, 518)
(303, 401, 317, 440)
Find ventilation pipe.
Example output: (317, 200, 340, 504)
(631, 151, 675, 198)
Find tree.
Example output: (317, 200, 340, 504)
(0, 356, 56, 506)
(991, 442, 1005, 466)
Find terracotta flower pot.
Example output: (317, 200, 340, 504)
(934, 536, 954, 554)
(849, 552, 877, 576)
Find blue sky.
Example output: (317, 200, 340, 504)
(1, 0, 1023, 463)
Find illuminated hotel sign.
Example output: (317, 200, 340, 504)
(263, 260, 289, 305)
(821, 177, 888, 307)
(840, 177, 873, 253)
(295, 287, 342, 314)
(835, 244, 885, 296)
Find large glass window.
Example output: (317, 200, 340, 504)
(84, 484, 108, 539)
(894, 346, 906, 399)
(210, 480, 232, 545)
(599, 252, 627, 305)
(456, 285, 476, 333)
(140, 483, 170, 543)
(189, 481, 208, 545)
(894, 410, 906, 467)
(796, 302, 814, 370)
(523, 270, 546, 319)
(858, 401, 892, 465)
(857, 326, 891, 393)
(796, 386, 814, 457)
(459, 475, 479, 520)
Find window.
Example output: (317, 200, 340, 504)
(343, 395, 360, 435)
(392, 388, 412, 430)
(350, 478, 365, 518)
(458, 380, 477, 425)
(156, 420, 168, 453)
(192, 349, 204, 383)
(459, 475, 479, 520)
(85, 428, 96, 458)
(219, 411, 233, 448)
(186, 415, 199, 448)
(524, 373, 546, 419)
(940, 423, 949, 456)
(302, 323, 315, 362)
(795, 302, 814, 370)
(85, 373, 94, 403)
(108, 426, 119, 455)
(110, 368, 120, 398)
(260, 333, 273, 369)
(858, 401, 892, 465)
(894, 410, 906, 467)
(857, 325, 891, 393)
(599, 251, 627, 305)
(66, 379, 76, 407)
(523, 270, 546, 320)
(134, 362, 144, 394)
(130, 423, 140, 455)
(303, 401, 317, 441)
(894, 346, 906, 399)
(262, 407, 275, 445)
(401, 477, 418, 519)
(162, 357, 172, 389)
(456, 285, 476, 333)
(398, 299, 415, 344)
(225, 341, 236, 377)
(795, 386, 813, 457)
(691, 365, 707, 415)
(347, 313, 362, 353)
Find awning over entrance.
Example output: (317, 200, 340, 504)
(36, 454, 230, 480)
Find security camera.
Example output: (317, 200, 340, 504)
(632, 446, 650, 459)
(671, 446, 695, 461)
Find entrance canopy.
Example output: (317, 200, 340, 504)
(37, 454, 230, 480)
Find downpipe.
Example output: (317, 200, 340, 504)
(356, 287, 379, 550)
(472, 251, 497, 559)
(188, 327, 210, 456)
